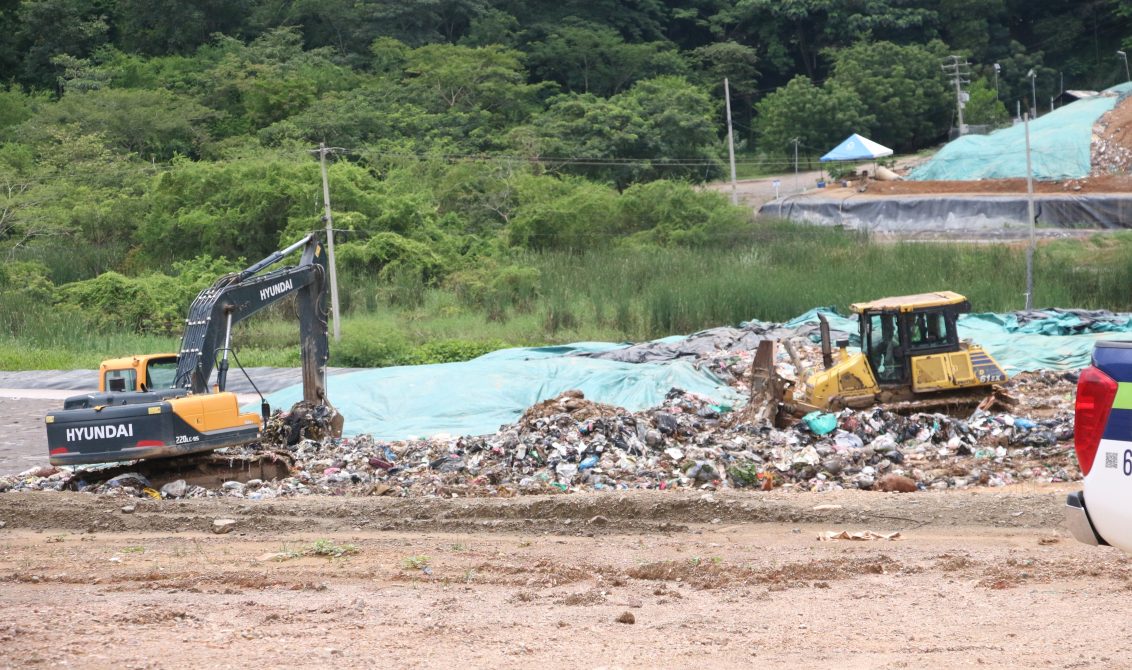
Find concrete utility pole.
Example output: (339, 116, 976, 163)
(1023, 114, 1036, 311)
(791, 137, 800, 193)
(723, 78, 738, 205)
(942, 56, 970, 135)
(313, 142, 343, 343)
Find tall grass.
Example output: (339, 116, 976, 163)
(5, 223, 1132, 370)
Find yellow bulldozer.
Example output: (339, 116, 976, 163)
(751, 291, 1008, 421)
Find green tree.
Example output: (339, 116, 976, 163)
(16, 0, 109, 89)
(525, 19, 686, 97)
(0, 128, 149, 280)
(827, 40, 951, 151)
(688, 41, 760, 142)
(754, 75, 871, 157)
(0, 89, 39, 137)
(723, 0, 937, 82)
(403, 43, 541, 119)
(111, 0, 252, 56)
(962, 78, 1009, 127)
(198, 28, 359, 135)
(508, 175, 620, 250)
(26, 87, 215, 159)
(620, 76, 722, 181)
(513, 76, 720, 188)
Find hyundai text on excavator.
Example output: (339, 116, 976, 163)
(45, 233, 337, 466)
(751, 291, 1009, 421)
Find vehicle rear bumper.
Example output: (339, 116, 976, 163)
(1066, 491, 1108, 546)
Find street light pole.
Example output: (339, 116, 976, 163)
(1027, 69, 1037, 118)
(1119, 51, 1130, 82)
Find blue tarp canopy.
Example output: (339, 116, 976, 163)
(820, 134, 894, 162)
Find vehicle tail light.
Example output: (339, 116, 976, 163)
(1075, 365, 1118, 476)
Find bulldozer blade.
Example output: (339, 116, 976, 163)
(747, 339, 782, 425)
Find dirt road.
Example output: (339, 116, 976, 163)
(2, 486, 1129, 669)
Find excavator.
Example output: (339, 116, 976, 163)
(751, 291, 1009, 421)
(44, 233, 338, 466)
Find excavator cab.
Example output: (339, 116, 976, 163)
(98, 354, 180, 393)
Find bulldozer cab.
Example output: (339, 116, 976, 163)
(853, 292, 970, 387)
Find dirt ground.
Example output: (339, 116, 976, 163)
(2, 486, 1129, 669)
(830, 173, 1132, 197)
(1, 398, 1129, 669)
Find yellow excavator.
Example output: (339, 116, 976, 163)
(45, 233, 339, 466)
(752, 291, 1008, 419)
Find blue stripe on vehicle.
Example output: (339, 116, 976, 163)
(1103, 407, 1132, 442)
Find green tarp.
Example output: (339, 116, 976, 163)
(262, 343, 738, 440)
(909, 83, 1132, 181)
(261, 309, 1130, 440)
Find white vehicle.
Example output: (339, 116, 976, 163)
(1066, 341, 1132, 550)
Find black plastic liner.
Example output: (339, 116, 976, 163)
(759, 193, 1132, 234)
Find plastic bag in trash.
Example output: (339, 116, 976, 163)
(802, 411, 838, 436)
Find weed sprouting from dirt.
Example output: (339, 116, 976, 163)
(309, 540, 358, 558)
(401, 555, 431, 570)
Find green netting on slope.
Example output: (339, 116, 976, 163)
(909, 83, 1132, 181)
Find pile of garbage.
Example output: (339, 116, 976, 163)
(0, 366, 1079, 499)
(1091, 92, 1132, 175)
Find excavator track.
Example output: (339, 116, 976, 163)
(63, 448, 293, 493)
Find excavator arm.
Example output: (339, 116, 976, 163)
(175, 234, 329, 401)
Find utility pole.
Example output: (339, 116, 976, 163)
(942, 56, 970, 136)
(313, 142, 343, 343)
(791, 137, 800, 193)
(723, 78, 738, 205)
(993, 63, 1000, 99)
(1023, 114, 1036, 311)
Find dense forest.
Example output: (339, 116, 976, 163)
(2, 1, 1132, 365)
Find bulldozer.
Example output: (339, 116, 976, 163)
(44, 233, 340, 467)
(752, 291, 1008, 420)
